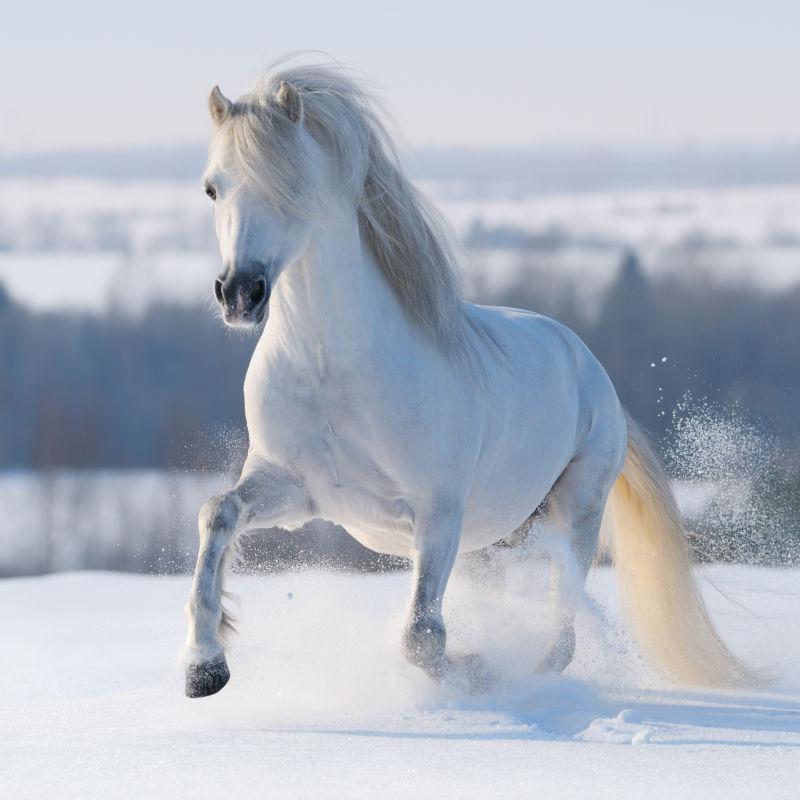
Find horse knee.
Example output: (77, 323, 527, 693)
(404, 615, 446, 675)
(198, 492, 241, 545)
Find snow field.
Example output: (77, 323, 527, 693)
(2, 559, 799, 798)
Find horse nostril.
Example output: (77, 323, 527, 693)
(214, 279, 223, 304)
(250, 278, 267, 305)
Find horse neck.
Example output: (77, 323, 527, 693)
(265, 212, 418, 365)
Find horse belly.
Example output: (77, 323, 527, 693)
(291, 424, 420, 557)
(342, 523, 416, 558)
(458, 376, 581, 551)
(459, 450, 569, 553)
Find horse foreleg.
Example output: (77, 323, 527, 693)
(403, 497, 463, 678)
(183, 458, 311, 698)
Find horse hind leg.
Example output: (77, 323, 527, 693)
(535, 529, 583, 674)
(534, 451, 618, 675)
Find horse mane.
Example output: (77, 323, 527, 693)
(220, 58, 489, 361)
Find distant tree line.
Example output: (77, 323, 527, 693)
(2, 253, 799, 573)
(488, 251, 800, 461)
(0, 251, 798, 471)
(0, 285, 251, 470)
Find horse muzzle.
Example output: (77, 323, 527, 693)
(214, 272, 270, 327)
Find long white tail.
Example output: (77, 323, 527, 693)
(605, 415, 756, 687)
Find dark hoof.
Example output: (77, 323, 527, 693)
(185, 654, 230, 698)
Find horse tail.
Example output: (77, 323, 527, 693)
(604, 414, 757, 687)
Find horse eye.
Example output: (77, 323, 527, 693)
(204, 183, 217, 201)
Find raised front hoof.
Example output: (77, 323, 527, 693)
(185, 654, 230, 699)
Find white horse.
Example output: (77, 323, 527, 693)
(184, 62, 751, 698)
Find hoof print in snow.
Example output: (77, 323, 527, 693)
(185, 654, 230, 698)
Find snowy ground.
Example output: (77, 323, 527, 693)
(3, 562, 799, 798)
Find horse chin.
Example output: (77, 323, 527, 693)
(224, 315, 264, 330)
(222, 302, 268, 329)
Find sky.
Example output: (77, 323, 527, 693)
(3, 0, 800, 153)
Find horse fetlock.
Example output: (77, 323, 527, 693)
(185, 653, 230, 699)
(404, 616, 446, 676)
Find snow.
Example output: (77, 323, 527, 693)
(428, 182, 800, 252)
(1, 179, 800, 314)
(3, 564, 799, 798)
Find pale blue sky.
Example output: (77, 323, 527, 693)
(3, 0, 799, 152)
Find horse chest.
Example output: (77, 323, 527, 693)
(247, 363, 409, 527)
(302, 409, 414, 540)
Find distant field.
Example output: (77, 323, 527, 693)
(1, 178, 799, 313)
(0, 469, 734, 577)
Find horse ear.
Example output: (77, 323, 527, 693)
(208, 86, 232, 126)
(276, 81, 303, 124)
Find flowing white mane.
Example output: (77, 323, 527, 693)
(214, 60, 477, 356)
